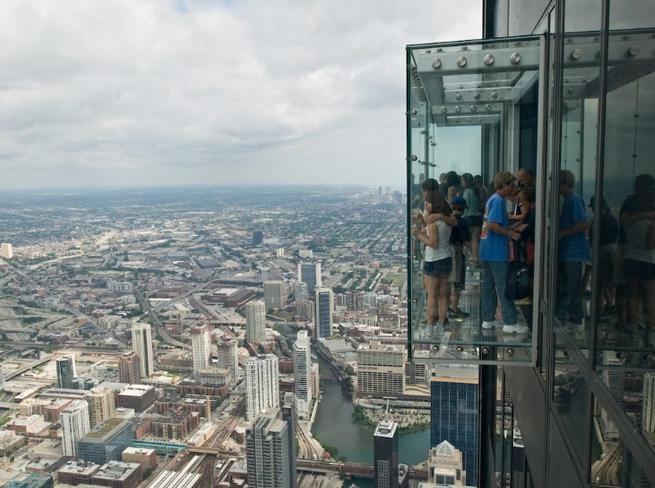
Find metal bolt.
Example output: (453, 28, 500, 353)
(510, 52, 521, 64)
(425, 49, 432, 54)
(456, 56, 467, 68)
(491, 91, 498, 99)
(440, 107, 448, 114)
(485, 104, 491, 111)
(412, 109, 418, 116)
(470, 105, 477, 113)
(432, 58, 442, 69)
(628, 45, 640, 57)
(455, 106, 461, 113)
(481, 347, 489, 354)
(473, 93, 481, 100)
(455, 92, 463, 101)
(507, 348, 514, 356)
(411, 155, 418, 161)
(570, 48, 583, 61)
(484, 53, 495, 65)
(456, 346, 464, 352)
(420, 129, 427, 134)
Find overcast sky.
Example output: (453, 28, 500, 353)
(0, 0, 480, 190)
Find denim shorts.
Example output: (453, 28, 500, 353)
(424, 258, 453, 277)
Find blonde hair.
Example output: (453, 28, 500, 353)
(560, 170, 575, 189)
(494, 171, 515, 190)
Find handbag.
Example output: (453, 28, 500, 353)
(506, 241, 531, 300)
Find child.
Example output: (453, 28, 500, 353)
(449, 196, 471, 319)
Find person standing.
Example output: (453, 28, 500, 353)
(461, 173, 483, 266)
(556, 170, 590, 327)
(479, 172, 526, 334)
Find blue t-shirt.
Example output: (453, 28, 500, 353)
(480, 192, 509, 262)
(559, 193, 590, 261)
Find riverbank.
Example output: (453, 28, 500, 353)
(352, 405, 430, 433)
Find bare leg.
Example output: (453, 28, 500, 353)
(437, 277, 449, 324)
(471, 226, 481, 264)
(424, 274, 438, 325)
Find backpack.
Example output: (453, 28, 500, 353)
(450, 214, 471, 245)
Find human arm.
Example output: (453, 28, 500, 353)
(559, 196, 589, 238)
(413, 223, 438, 248)
(621, 210, 655, 226)
(487, 222, 521, 241)
(558, 221, 589, 238)
(424, 212, 457, 226)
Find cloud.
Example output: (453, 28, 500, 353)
(0, 0, 481, 189)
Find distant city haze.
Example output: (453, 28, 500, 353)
(0, 0, 480, 189)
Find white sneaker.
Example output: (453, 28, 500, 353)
(503, 324, 530, 334)
(481, 321, 498, 330)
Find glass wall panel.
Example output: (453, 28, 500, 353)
(595, 21, 655, 364)
(553, 1, 602, 353)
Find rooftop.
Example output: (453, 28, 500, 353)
(81, 418, 130, 440)
(93, 461, 140, 480)
(374, 419, 398, 438)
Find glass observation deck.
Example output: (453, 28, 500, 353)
(407, 30, 655, 366)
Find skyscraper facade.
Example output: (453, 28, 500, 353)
(281, 393, 297, 488)
(430, 367, 478, 487)
(426, 441, 468, 487)
(298, 262, 322, 294)
(118, 352, 141, 384)
(245, 354, 280, 421)
(314, 287, 333, 339)
(245, 301, 266, 343)
(374, 419, 399, 488)
(56, 356, 76, 389)
(61, 399, 91, 458)
(191, 324, 212, 379)
(246, 409, 294, 488)
(263, 281, 287, 311)
(216, 335, 239, 383)
(86, 387, 116, 428)
(293, 330, 312, 418)
(131, 322, 154, 378)
(357, 341, 406, 397)
(644, 373, 655, 435)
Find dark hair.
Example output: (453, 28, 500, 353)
(421, 178, 439, 193)
(446, 171, 459, 189)
(635, 173, 655, 193)
(519, 187, 536, 204)
(462, 173, 482, 204)
(426, 191, 451, 215)
(474, 175, 483, 185)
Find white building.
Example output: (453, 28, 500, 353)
(357, 341, 406, 397)
(0, 243, 13, 259)
(216, 335, 240, 383)
(86, 387, 115, 428)
(245, 301, 266, 343)
(61, 400, 91, 458)
(245, 354, 279, 421)
(191, 324, 212, 379)
(131, 322, 154, 377)
(423, 440, 473, 487)
(314, 288, 333, 339)
(263, 281, 287, 311)
(293, 331, 312, 418)
(275, 248, 285, 258)
(643, 372, 655, 434)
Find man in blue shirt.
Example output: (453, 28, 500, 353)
(480, 171, 526, 334)
(557, 170, 590, 325)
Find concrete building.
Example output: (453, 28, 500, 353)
(191, 324, 212, 379)
(644, 372, 655, 434)
(78, 418, 135, 464)
(131, 322, 154, 377)
(86, 387, 116, 428)
(298, 262, 321, 293)
(56, 356, 76, 390)
(263, 280, 287, 311)
(426, 441, 470, 487)
(374, 419, 399, 488)
(216, 335, 239, 383)
(115, 384, 156, 413)
(293, 330, 312, 419)
(281, 393, 297, 488)
(245, 301, 266, 343)
(61, 400, 91, 458)
(246, 409, 295, 488)
(357, 341, 406, 397)
(245, 354, 279, 421)
(90, 461, 142, 488)
(56, 461, 100, 486)
(314, 287, 333, 339)
(121, 446, 157, 472)
(0, 243, 13, 259)
(118, 352, 141, 384)
(4, 474, 53, 488)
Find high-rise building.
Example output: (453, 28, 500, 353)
(374, 419, 399, 488)
(86, 387, 116, 428)
(131, 322, 154, 378)
(61, 400, 91, 458)
(281, 393, 297, 488)
(293, 330, 312, 418)
(245, 301, 266, 343)
(314, 287, 333, 339)
(0, 243, 13, 259)
(246, 409, 294, 488)
(294, 281, 309, 301)
(245, 354, 279, 421)
(295, 299, 314, 321)
(263, 281, 287, 311)
(191, 324, 212, 379)
(430, 366, 478, 486)
(275, 248, 285, 258)
(426, 441, 468, 487)
(56, 356, 76, 389)
(298, 262, 321, 294)
(253, 230, 264, 246)
(118, 352, 141, 384)
(643, 373, 655, 434)
(216, 335, 239, 383)
(77, 418, 135, 464)
(4, 474, 53, 488)
(357, 341, 406, 397)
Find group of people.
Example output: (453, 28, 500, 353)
(414, 165, 655, 345)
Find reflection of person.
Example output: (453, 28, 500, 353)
(515, 168, 534, 190)
(449, 196, 471, 320)
(479, 171, 524, 334)
(589, 196, 619, 317)
(461, 173, 483, 265)
(556, 170, 590, 326)
(413, 191, 453, 330)
(620, 174, 655, 342)
(446, 171, 460, 204)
